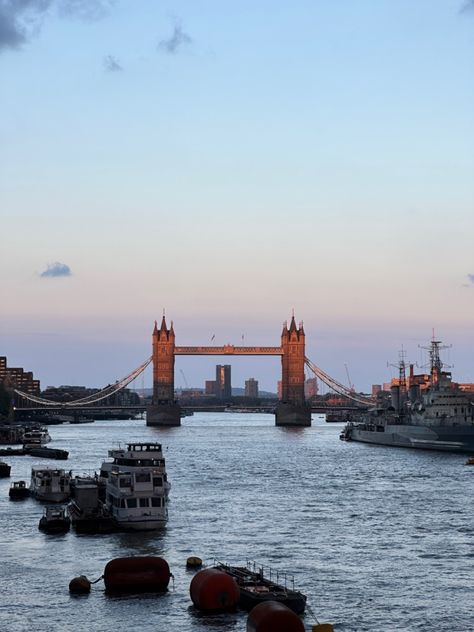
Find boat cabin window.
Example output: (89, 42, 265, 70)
(139, 498, 149, 507)
(119, 477, 132, 488)
(126, 498, 137, 508)
(100, 470, 108, 478)
(151, 497, 162, 507)
(153, 477, 163, 487)
(135, 472, 151, 483)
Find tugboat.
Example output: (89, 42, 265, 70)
(38, 506, 71, 534)
(213, 561, 307, 614)
(9, 480, 29, 500)
(342, 339, 474, 452)
(101, 443, 170, 530)
(30, 467, 71, 502)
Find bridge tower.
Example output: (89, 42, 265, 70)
(147, 315, 181, 426)
(276, 315, 311, 427)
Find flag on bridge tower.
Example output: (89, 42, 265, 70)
(211, 334, 215, 341)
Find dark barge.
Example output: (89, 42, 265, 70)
(214, 561, 306, 614)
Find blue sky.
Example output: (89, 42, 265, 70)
(1, 0, 473, 392)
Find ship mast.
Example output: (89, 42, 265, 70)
(388, 348, 408, 413)
(398, 348, 407, 400)
(419, 335, 451, 387)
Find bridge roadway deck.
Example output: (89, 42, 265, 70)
(15, 404, 366, 413)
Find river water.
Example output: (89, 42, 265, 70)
(0, 414, 472, 632)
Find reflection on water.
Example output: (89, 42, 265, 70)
(0, 413, 472, 632)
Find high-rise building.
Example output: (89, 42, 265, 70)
(245, 378, 258, 398)
(304, 377, 318, 399)
(0, 356, 40, 395)
(215, 365, 231, 400)
(371, 384, 382, 397)
(205, 380, 217, 395)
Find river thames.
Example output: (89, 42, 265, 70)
(0, 414, 472, 632)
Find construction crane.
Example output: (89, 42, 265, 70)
(179, 369, 189, 390)
(344, 363, 355, 392)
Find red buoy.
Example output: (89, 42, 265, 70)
(104, 556, 171, 593)
(247, 601, 305, 632)
(190, 568, 240, 612)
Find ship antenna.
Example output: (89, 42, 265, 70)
(387, 347, 409, 413)
(419, 337, 452, 386)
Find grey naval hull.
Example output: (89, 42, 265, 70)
(348, 423, 474, 453)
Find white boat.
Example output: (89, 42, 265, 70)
(99, 442, 170, 496)
(23, 427, 51, 448)
(30, 467, 71, 502)
(101, 443, 169, 530)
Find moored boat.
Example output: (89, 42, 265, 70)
(27, 446, 69, 460)
(342, 339, 474, 453)
(213, 561, 307, 614)
(38, 506, 71, 534)
(68, 476, 115, 533)
(30, 467, 71, 502)
(105, 467, 168, 531)
(101, 442, 170, 530)
(9, 480, 29, 500)
(22, 427, 51, 448)
(0, 461, 11, 477)
(99, 442, 170, 495)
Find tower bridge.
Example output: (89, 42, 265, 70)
(12, 313, 374, 425)
(150, 314, 310, 427)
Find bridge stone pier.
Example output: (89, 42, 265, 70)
(146, 314, 312, 427)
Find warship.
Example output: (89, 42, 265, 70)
(341, 339, 474, 452)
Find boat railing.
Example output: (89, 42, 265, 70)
(245, 560, 295, 591)
(213, 559, 295, 592)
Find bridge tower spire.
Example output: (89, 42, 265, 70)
(147, 316, 181, 426)
(276, 314, 311, 426)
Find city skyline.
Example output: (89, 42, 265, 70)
(1, 0, 473, 391)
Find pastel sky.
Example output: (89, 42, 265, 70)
(1, 0, 473, 392)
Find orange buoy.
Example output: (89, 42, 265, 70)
(247, 601, 305, 632)
(69, 575, 91, 594)
(190, 568, 240, 612)
(104, 556, 171, 594)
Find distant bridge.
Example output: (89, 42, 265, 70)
(12, 315, 374, 424)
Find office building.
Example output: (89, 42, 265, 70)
(245, 378, 258, 398)
(215, 365, 231, 400)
